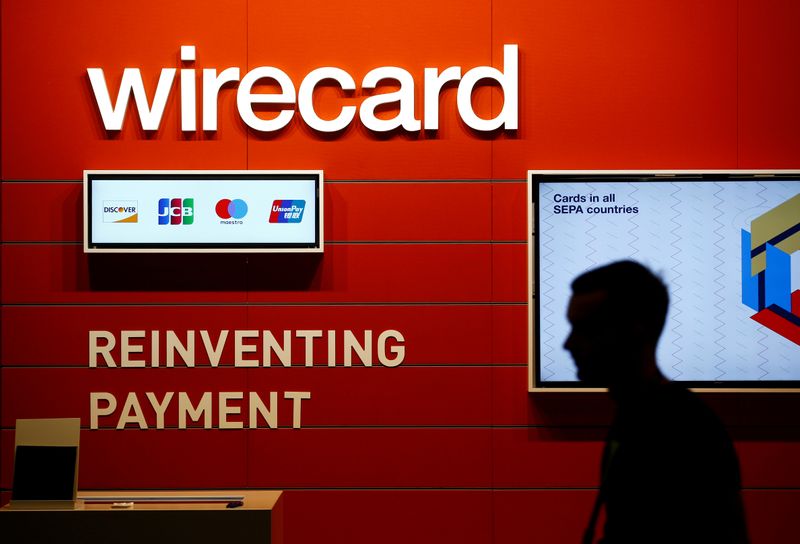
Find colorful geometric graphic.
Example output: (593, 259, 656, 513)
(741, 193, 800, 345)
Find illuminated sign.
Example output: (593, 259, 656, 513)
(85, 170, 322, 252)
(87, 44, 519, 134)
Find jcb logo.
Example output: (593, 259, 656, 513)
(158, 198, 194, 225)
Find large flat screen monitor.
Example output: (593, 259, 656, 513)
(529, 170, 800, 392)
(85, 170, 323, 253)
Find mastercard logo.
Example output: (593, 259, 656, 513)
(215, 198, 248, 220)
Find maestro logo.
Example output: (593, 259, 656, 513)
(216, 198, 248, 224)
(269, 200, 305, 223)
(158, 198, 194, 225)
(103, 200, 138, 223)
(741, 193, 800, 345)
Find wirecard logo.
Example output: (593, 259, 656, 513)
(86, 44, 518, 134)
(158, 198, 194, 225)
(270, 200, 305, 223)
(103, 201, 138, 223)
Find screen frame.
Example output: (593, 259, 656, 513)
(528, 169, 800, 393)
(84, 170, 324, 253)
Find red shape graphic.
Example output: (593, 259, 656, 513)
(752, 305, 800, 346)
(216, 199, 232, 219)
(170, 198, 181, 225)
(793, 290, 800, 318)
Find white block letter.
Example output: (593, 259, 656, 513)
(284, 391, 311, 429)
(120, 330, 146, 367)
(263, 330, 292, 367)
(360, 67, 421, 132)
(200, 330, 228, 367)
(237, 67, 296, 132)
(179, 392, 212, 429)
(298, 67, 357, 132)
(457, 44, 518, 131)
(166, 330, 195, 367)
(344, 330, 372, 366)
(89, 331, 116, 368)
(90, 392, 117, 429)
(378, 330, 405, 367)
(423, 66, 461, 130)
(146, 392, 174, 429)
(219, 392, 244, 429)
(117, 392, 148, 430)
(235, 330, 260, 367)
(202, 68, 241, 131)
(249, 391, 278, 429)
(296, 330, 322, 366)
(87, 67, 176, 131)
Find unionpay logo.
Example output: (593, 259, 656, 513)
(103, 201, 138, 223)
(158, 198, 194, 225)
(216, 198, 248, 224)
(269, 200, 305, 223)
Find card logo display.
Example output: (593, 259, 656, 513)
(216, 198, 248, 224)
(158, 198, 194, 225)
(269, 200, 305, 223)
(103, 201, 138, 223)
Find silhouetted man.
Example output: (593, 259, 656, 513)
(565, 261, 748, 543)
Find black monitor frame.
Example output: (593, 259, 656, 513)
(528, 170, 800, 393)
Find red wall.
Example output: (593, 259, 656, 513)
(2, 1, 799, 542)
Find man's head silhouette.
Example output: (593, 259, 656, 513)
(564, 260, 669, 391)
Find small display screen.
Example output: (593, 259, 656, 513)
(532, 172, 800, 389)
(85, 171, 322, 252)
(12, 445, 77, 501)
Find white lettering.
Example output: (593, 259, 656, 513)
(219, 392, 244, 429)
(117, 392, 148, 429)
(298, 67, 357, 132)
(237, 67, 296, 132)
(89, 331, 116, 367)
(423, 66, 461, 130)
(200, 330, 228, 367)
(378, 329, 405, 367)
(263, 330, 291, 367)
(296, 330, 322, 366)
(90, 392, 117, 429)
(344, 330, 372, 366)
(234, 330, 260, 367)
(284, 391, 311, 429)
(146, 392, 174, 429)
(88, 45, 519, 134)
(202, 67, 241, 130)
(166, 330, 195, 367)
(87, 67, 175, 131)
(457, 44, 518, 131)
(360, 67, 420, 132)
(249, 391, 278, 429)
(178, 392, 212, 429)
(120, 330, 146, 367)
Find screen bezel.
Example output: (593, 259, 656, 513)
(528, 170, 800, 393)
(84, 170, 323, 253)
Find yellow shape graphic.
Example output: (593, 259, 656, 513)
(114, 213, 138, 223)
(750, 193, 800, 275)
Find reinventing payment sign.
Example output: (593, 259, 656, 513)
(84, 171, 322, 252)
